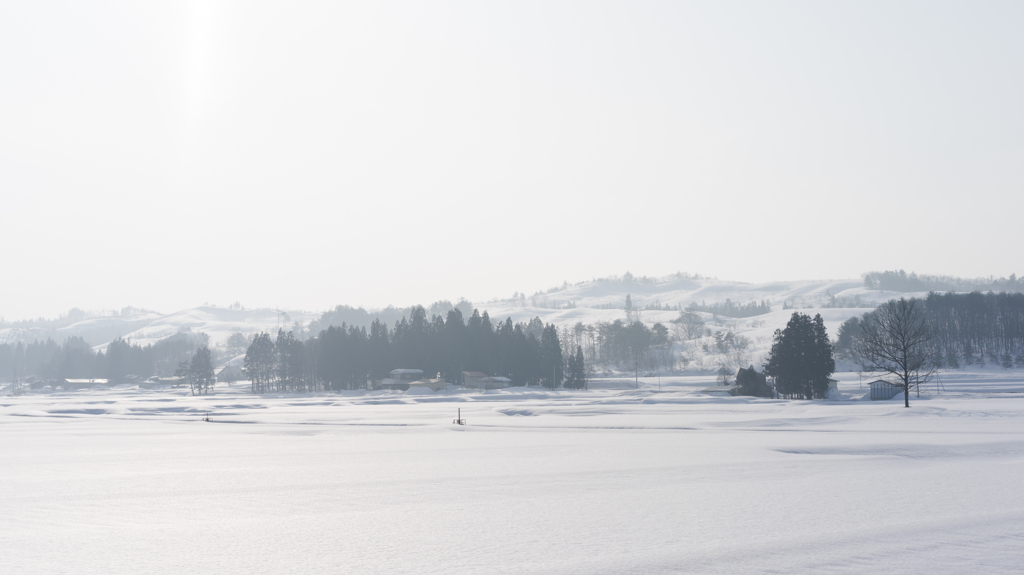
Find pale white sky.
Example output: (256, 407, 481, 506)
(2, 1, 1022, 320)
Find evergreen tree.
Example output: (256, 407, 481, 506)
(540, 324, 563, 388)
(494, 318, 514, 379)
(368, 319, 391, 384)
(105, 338, 132, 384)
(245, 332, 277, 393)
(575, 345, 586, 389)
(764, 312, 834, 399)
(443, 309, 467, 383)
(188, 346, 215, 395)
(276, 329, 298, 390)
(564, 345, 586, 389)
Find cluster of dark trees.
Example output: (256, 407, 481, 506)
(0, 332, 209, 384)
(836, 291, 1024, 369)
(783, 292, 864, 310)
(244, 307, 580, 393)
(764, 312, 835, 400)
(594, 320, 670, 369)
(303, 300, 474, 335)
(686, 299, 771, 318)
(745, 305, 935, 406)
(864, 270, 1021, 293)
(559, 320, 674, 372)
(924, 292, 1024, 368)
(0, 307, 158, 356)
(179, 347, 214, 395)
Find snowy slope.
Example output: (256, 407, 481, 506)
(0, 310, 162, 346)
(111, 306, 321, 350)
(477, 276, 920, 326)
(474, 276, 928, 372)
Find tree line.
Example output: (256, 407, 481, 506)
(551, 319, 677, 373)
(0, 331, 209, 384)
(836, 291, 1024, 369)
(863, 270, 1021, 293)
(244, 307, 587, 393)
(685, 299, 772, 318)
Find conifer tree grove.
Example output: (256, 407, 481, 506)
(764, 312, 835, 399)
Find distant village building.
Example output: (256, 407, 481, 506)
(381, 369, 426, 391)
(63, 379, 109, 389)
(462, 371, 509, 390)
(408, 378, 447, 392)
(140, 376, 185, 389)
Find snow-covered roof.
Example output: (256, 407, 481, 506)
(462, 371, 488, 378)
(390, 369, 424, 375)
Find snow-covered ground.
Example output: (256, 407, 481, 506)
(3, 372, 1023, 573)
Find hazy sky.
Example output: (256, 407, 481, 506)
(2, 1, 1022, 320)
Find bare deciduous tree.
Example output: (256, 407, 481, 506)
(672, 311, 705, 341)
(856, 298, 934, 408)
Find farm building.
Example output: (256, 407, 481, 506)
(380, 369, 424, 391)
(869, 380, 902, 400)
(734, 366, 774, 398)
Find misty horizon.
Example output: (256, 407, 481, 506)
(4, 268, 1022, 324)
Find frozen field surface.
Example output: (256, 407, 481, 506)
(2, 374, 1024, 574)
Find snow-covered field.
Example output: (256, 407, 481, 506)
(3, 373, 1023, 574)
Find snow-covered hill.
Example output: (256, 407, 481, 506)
(474, 275, 930, 371)
(2, 274, 930, 367)
(112, 306, 320, 351)
(478, 274, 923, 324)
(0, 306, 319, 352)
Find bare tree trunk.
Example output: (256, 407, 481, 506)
(856, 298, 934, 408)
